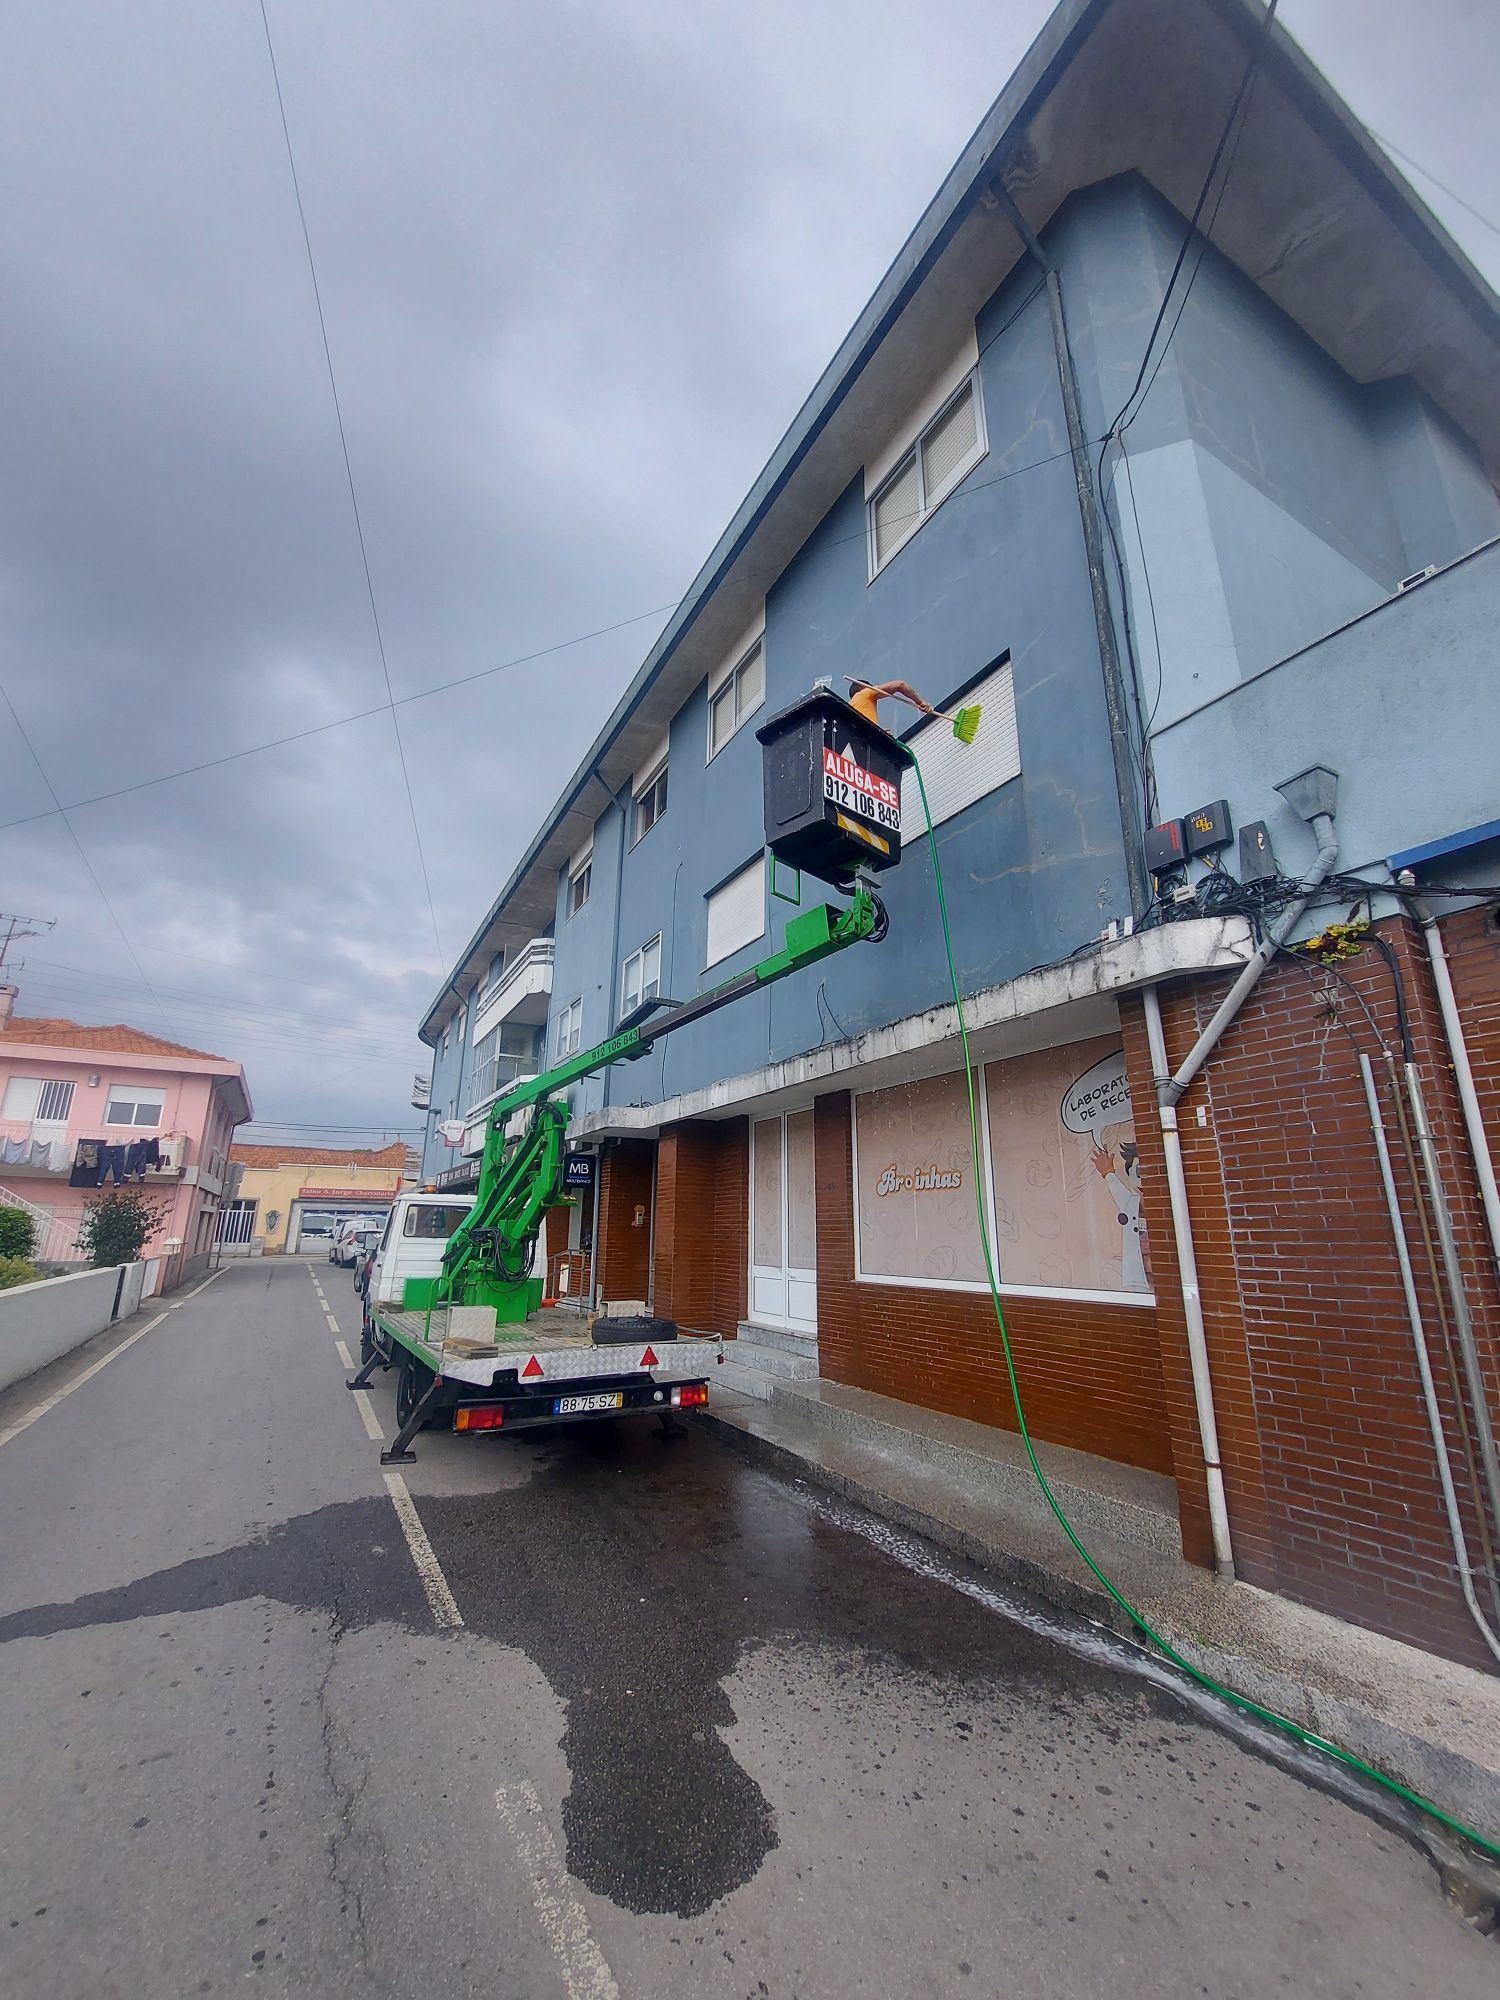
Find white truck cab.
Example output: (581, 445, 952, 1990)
(367, 1191, 476, 1311)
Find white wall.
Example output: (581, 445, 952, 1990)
(0, 1264, 143, 1395)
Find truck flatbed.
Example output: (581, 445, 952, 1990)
(375, 1302, 722, 1389)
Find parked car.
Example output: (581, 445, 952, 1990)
(348, 1225, 382, 1287)
(330, 1216, 384, 1267)
(353, 1237, 379, 1299)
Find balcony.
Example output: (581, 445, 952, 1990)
(411, 1071, 432, 1111)
(0, 1125, 188, 1177)
(462, 1058, 539, 1152)
(471, 939, 554, 1042)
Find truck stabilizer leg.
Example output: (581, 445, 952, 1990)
(345, 1347, 384, 1391)
(381, 1374, 444, 1465)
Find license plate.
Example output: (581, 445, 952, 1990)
(554, 1391, 624, 1415)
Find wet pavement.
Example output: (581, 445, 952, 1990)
(0, 1257, 1493, 1998)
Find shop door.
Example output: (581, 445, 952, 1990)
(750, 1110, 817, 1334)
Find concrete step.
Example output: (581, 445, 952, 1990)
(717, 1360, 777, 1401)
(728, 1337, 820, 1383)
(735, 1320, 819, 1357)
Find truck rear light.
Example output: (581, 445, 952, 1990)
(454, 1405, 504, 1431)
(671, 1383, 709, 1408)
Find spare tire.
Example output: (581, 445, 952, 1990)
(592, 1314, 678, 1345)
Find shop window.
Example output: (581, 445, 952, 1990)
(853, 1071, 985, 1286)
(984, 1037, 1149, 1296)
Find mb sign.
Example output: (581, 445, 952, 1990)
(563, 1152, 595, 1191)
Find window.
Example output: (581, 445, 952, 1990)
(488, 950, 505, 988)
(2, 1076, 75, 1122)
(708, 639, 765, 759)
(868, 373, 986, 575)
(555, 997, 583, 1058)
(705, 858, 765, 967)
(456, 1003, 468, 1044)
(633, 763, 668, 844)
(403, 1202, 471, 1239)
(36, 1079, 75, 1122)
(899, 658, 1019, 833)
(105, 1086, 165, 1127)
(568, 857, 592, 918)
(620, 935, 662, 1018)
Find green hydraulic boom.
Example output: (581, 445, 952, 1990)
(424, 886, 885, 1326)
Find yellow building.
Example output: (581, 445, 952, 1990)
(225, 1141, 409, 1255)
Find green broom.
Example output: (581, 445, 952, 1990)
(943, 703, 982, 745)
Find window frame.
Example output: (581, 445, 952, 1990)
(620, 934, 663, 1020)
(866, 370, 987, 579)
(104, 1086, 166, 1129)
(555, 996, 583, 1059)
(706, 638, 766, 762)
(632, 763, 668, 846)
(567, 856, 592, 919)
(704, 856, 767, 969)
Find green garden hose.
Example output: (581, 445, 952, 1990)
(908, 753, 1500, 1865)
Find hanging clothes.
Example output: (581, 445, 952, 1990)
(99, 1144, 128, 1187)
(70, 1139, 103, 1189)
(124, 1139, 153, 1181)
(138, 1137, 161, 1172)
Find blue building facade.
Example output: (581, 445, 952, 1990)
(413, 0, 1500, 1668)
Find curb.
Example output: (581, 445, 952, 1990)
(695, 1404, 1500, 1917)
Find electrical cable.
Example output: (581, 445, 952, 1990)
(1370, 130, 1500, 242)
(907, 742, 1500, 1865)
(0, 435, 1096, 839)
(257, 0, 444, 970)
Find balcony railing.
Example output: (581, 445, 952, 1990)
(472, 938, 554, 1042)
(465, 1055, 536, 1122)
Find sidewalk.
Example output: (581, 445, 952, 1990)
(699, 1374, 1500, 1868)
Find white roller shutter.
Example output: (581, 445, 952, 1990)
(705, 859, 766, 968)
(900, 660, 1020, 833)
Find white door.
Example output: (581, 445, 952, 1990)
(750, 1111, 817, 1334)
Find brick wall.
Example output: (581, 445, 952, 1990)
(595, 1139, 654, 1305)
(812, 1092, 1173, 1474)
(543, 1204, 569, 1272)
(1127, 912, 1500, 1669)
(651, 1117, 749, 1335)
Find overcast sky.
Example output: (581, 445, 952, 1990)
(2, 0, 1497, 1146)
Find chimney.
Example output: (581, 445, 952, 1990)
(0, 984, 17, 1029)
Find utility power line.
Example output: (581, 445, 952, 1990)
(257, 0, 445, 972)
(1371, 130, 1500, 241)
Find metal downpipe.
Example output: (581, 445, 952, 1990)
(1359, 1053, 1500, 1665)
(1142, 983, 1236, 1578)
(1410, 891, 1500, 1281)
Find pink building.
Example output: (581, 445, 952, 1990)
(0, 984, 252, 1293)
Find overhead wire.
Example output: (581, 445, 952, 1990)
(256, 0, 444, 971)
(1369, 130, 1500, 241)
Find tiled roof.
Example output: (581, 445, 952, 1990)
(229, 1140, 408, 1169)
(1, 1015, 229, 1061)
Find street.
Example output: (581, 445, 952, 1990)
(0, 1259, 1491, 2000)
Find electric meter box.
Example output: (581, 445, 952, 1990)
(756, 689, 914, 886)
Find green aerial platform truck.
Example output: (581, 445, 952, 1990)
(350, 686, 915, 1462)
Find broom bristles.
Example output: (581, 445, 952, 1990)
(951, 703, 982, 745)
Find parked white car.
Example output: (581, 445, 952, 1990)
(330, 1216, 385, 1267)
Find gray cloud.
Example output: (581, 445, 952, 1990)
(2, 0, 1495, 1138)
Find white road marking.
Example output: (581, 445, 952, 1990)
(334, 1339, 354, 1369)
(0, 1313, 169, 1449)
(325, 1313, 340, 1333)
(494, 1782, 619, 2000)
(352, 1389, 385, 1441)
(382, 1471, 464, 1630)
(180, 1268, 226, 1302)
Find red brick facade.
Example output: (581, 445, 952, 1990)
(812, 1092, 1173, 1473)
(589, 908, 1500, 1668)
(650, 1118, 749, 1336)
(595, 1139, 654, 1304)
(1125, 911, 1500, 1670)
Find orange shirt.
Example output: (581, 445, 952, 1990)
(849, 685, 883, 725)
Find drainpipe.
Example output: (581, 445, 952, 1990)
(993, 181, 1150, 921)
(1142, 983, 1235, 1578)
(594, 770, 633, 1112)
(1140, 769, 1339, 1579)
(1359, 1052, 1500, 1664)
(1404, 881, 1500, 1281)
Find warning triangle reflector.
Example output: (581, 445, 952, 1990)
(640, 1346, 659, 1368)
(521, 1355, 544, 1379)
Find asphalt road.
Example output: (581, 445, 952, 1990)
(0, 1258, 1492, 2000)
